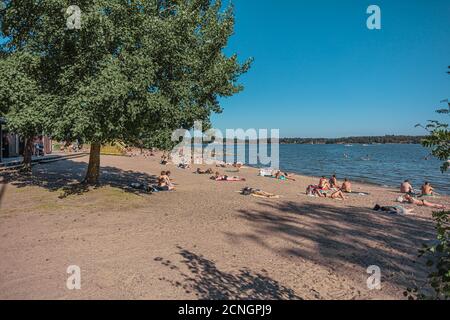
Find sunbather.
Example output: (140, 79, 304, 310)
(273, 170, 296, 181)
(158, 171, 175, 191)
(319, 176, 330, 190)
(421, 182, 435, 196)
(341, 178, 352, 193)
(330, 189, 347, 200)
(400, 180, 415, 195)
(241, 187, 279, 199)
(403, 194, 445, 209)
(211, 172, 246, 182)
(373, 204, 414, 215)
(330, 175, 339, 188)
(195, 168, 213, 175)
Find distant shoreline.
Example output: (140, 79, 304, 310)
(197, 136, 427, 145)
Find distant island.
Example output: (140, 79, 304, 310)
(279, 135, 426, 145)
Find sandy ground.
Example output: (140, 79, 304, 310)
(0, 154, 448, 300)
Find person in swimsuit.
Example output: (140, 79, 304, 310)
(241, 187, 279, 199)
(196, 168, 213, 175)
(158, 171, 175, 191)
(273, 170, 296, 181)
(421, 182, 434, 196)
(404, 194, 445, 209)
(330, 175, 339, 188)
(319, 176, 330, 190)
(341, 178, 352, 193)
(211, 172, 246, 182)
(330, 189, 347, 200)
(400, 180, 414, 194)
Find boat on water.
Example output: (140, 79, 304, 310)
(345, 144, 353, 147)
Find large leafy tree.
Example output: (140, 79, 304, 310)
(0, 52, 51, 170)
(1, 0, 251, 184)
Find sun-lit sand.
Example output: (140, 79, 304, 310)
(0, 153, 448, 299)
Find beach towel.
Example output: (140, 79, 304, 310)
(259, 168, 274, 177)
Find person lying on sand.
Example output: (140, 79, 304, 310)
(400, 180, 415, 195)
(306, 185, 327, 197)
(341, 178, 352, 193)
(241, 187, 280, 199)
(421, 182, 435, 197)
(211, 172, 246, 182)
(329, 189, 347, 200)
(215, 161, 227, 168)
(195, 168, 213, 175)
(373, 204, 414, 215)
(273, 170, 296, 181)
(402, 194, 445, 210)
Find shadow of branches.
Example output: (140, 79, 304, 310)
(226, 200, 435, 290)
(155, 247, 302, 300)
(1, 159, 158, 198)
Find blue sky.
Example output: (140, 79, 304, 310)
(213, 0, 450, 137)
(1, 1, 448, 138)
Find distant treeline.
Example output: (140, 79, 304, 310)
(279, 135, 426, 145)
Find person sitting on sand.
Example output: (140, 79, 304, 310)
(341, 178, 352, 193)
(158, 171, 175, 191)
(241, 187, 279, 199)
(211, 172, 246, 182)
(330, 175, 339, 188)
(233, 162, 243, 171)
(403, 194, 445, 209)
(400, 180, 415, 195)
(319, 176, 330, 190)
(161, 153, 168, 165)
(421, 182, 434, 196)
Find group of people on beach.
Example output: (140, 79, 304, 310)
(397, 180, 445, 209)
(305, 175, 353, 200)
(152, 152, 447, 209)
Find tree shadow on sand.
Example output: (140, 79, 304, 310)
(225, 201, 436, 291)
(1, 158, 159, 198)
(155, 247, 302, 300)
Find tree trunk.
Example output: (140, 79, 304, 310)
(84, 142, 101, 185)
(22, 136, 34, 172)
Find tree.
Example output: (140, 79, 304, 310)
(409, 67, 450, 300)
(0, 52, 50, 170)
(416, 67, 450, 172)
(1, 0, 251, 184)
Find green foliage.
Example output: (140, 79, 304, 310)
(408, 210, 450, 300)
(408, 67, 450, 300)
(0, 52, 50, 137)
(416, 67, 450, 173)
(1, 0, 251, 147)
